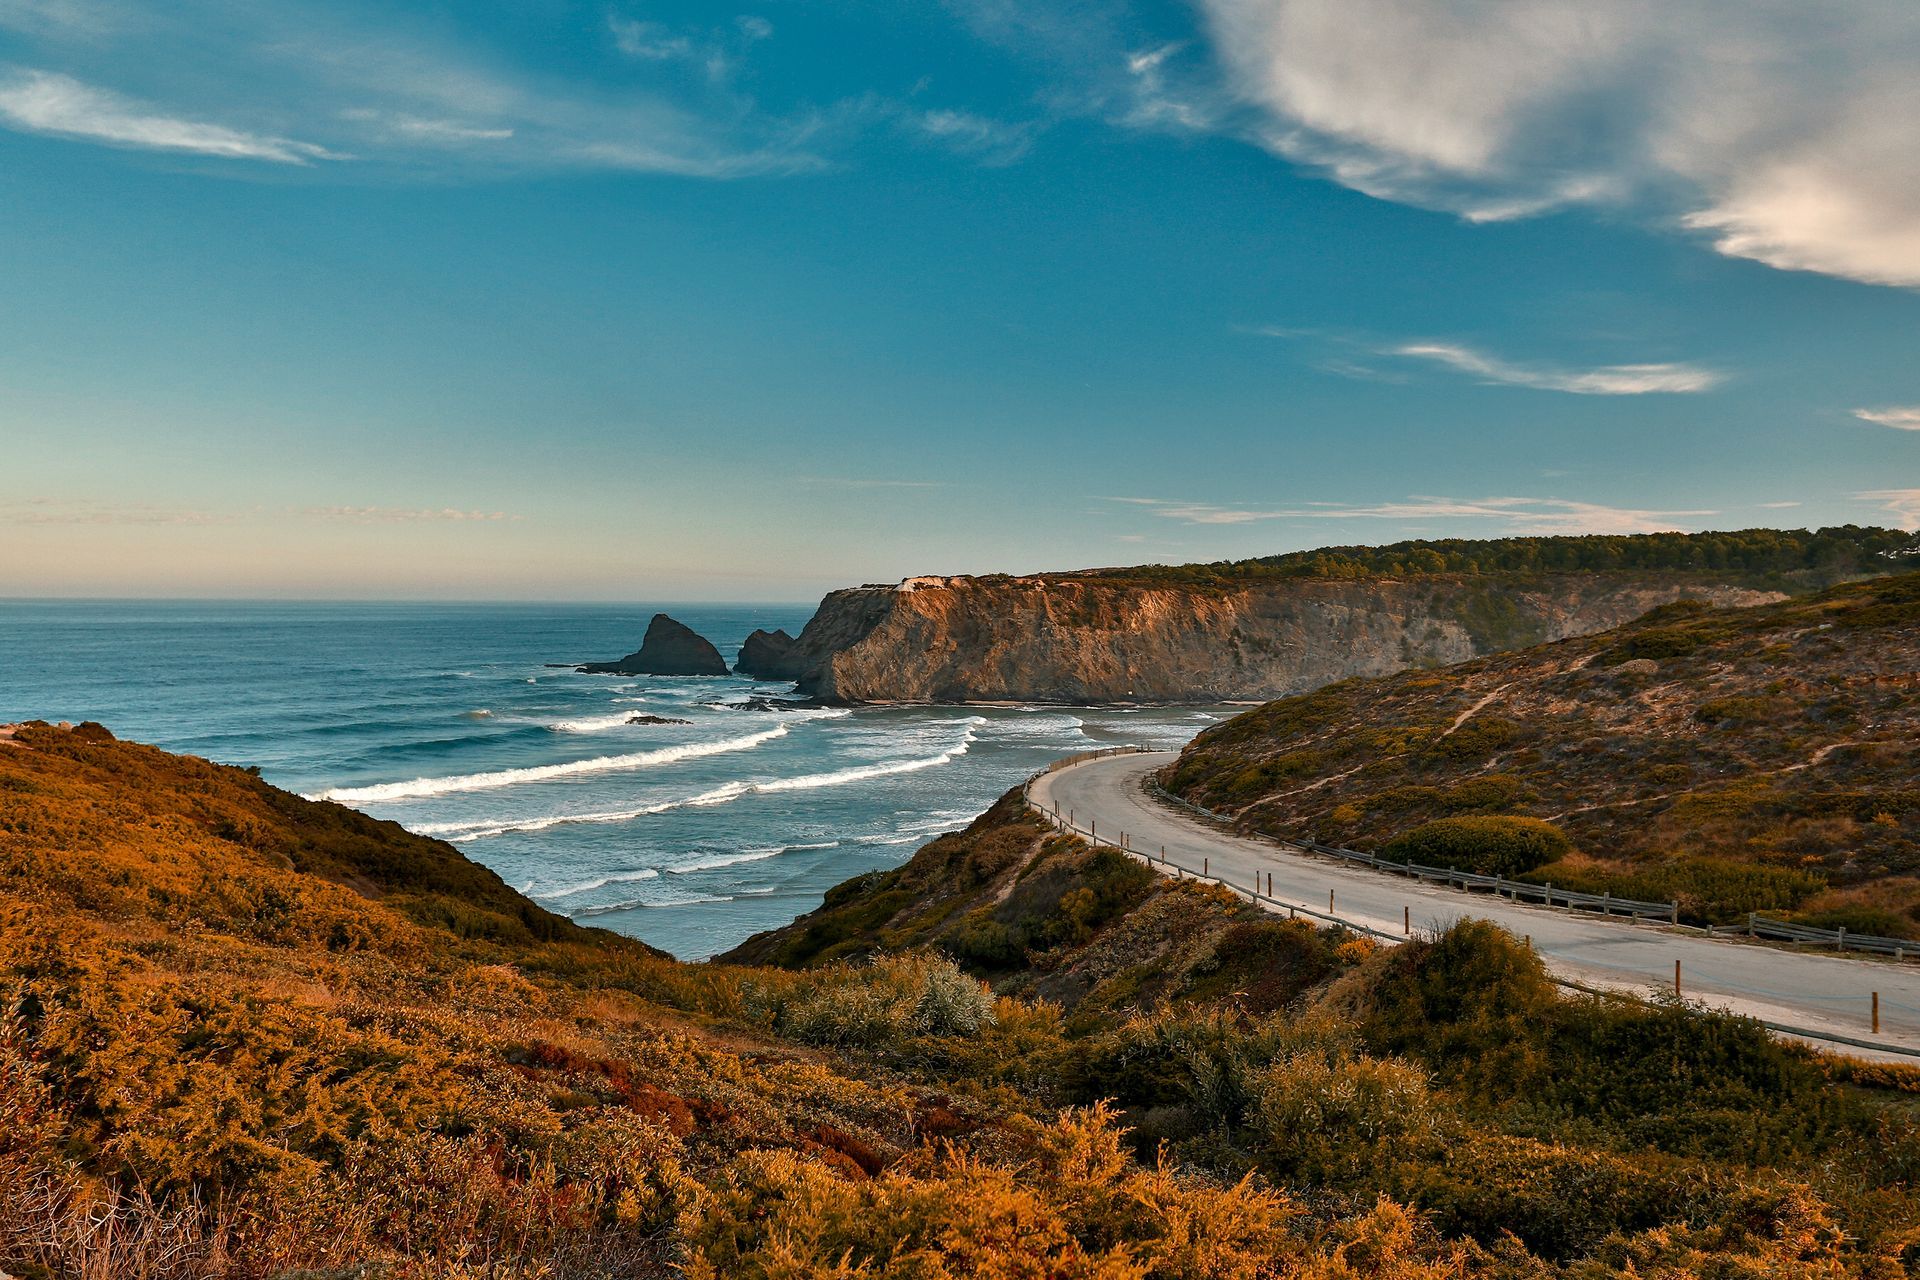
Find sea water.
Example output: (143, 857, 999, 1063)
(0, 601, 1221, 957)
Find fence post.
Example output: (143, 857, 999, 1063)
(1747, 911, 1755, 937)
(1873, 991, 1880, 1035)
(1329, 889, 1335, 914)
(1837, 927, 1847, 952)
(1267, 872, 1272, 897)
(1602, 891, 1611, 917)
(1203, 857, 1208, 878)
(1675, 959, 1682, 998)
(1403, 905, 1409, 936)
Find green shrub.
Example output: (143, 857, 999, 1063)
(1246, 1048, 1435, 1183)
(1598, 626, 1704, 665)
(766, 952, 996, 1050)
(1381, 816, 1570, 877)
(1520, 857, 1824, 924)
(1792, 906, 1918, 940)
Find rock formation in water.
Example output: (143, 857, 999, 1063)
(735, 628, 802, 680)
(578, 614, 729, 676)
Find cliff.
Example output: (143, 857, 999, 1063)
(578, 612, 728, 676)
(1164, 570, 1920, 932)
(779, 572, 1782, 703)
(776, 529, 1915, 704)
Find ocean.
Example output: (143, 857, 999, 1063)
(0, 601, 1220, 958)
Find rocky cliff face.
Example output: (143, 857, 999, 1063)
(579, 613, 729, 676)
(780, 574, 1786, 703)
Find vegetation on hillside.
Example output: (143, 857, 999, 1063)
(1166, 571, 1920, 931)
(737, 793, 1920, 1277)
(4, 720, 1920, 1276)
(1067, 526, 1915, 589)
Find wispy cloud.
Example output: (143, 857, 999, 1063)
(795, 477, 943, 490)
(1854, 406, 1920, 431)
(1756, 501, 1803, 509)
(1252, 328, 1721, 396)
(1196, 0, 1920, 288)
(0, 497, 224, 525)
(909, 108, 1037, 165)
(0, 5, 825, 178)
(301, 506, 517, 523)
(1388, 342, 1721, 395)
(608, 17, 693, 62)
(1108, 495, 1716, 535)
(1858, 490, 1920, 526)
(0, 67, 337, 162)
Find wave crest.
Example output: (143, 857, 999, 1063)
(312, 725, 789, 804)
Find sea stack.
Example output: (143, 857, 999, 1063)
(578, 614, 729, 676)
(735, 628, 802, 680)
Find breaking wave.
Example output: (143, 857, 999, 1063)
(407, 727, 978, 841)
(311, 725, 790, 804)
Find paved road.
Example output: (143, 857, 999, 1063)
(1031, 751, 1920, 1059)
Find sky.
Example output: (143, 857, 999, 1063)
(1, 0, 1917, 601)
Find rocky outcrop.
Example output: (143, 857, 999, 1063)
(579, 614, 728, 677)
(777, 574, 1787, 704)
(735, 628, 802, 680)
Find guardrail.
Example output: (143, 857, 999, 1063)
(1743, 914, 1917, 959)
(1024, 750, 1920, 1056)
(1147, 780, 1679, 924)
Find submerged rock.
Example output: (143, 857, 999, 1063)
(626, 714, 694, 726)
(578, 615, 729, 677)
(735, 628, 802, 680)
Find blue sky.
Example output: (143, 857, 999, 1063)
(2, 0, 1917, 600)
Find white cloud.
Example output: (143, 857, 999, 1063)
(608, 17, 692, 62)
(302, 506, 517, 522)
(0, 67, 336, 162)
(1196, 0, 1920, 287)
(1253, 327, 1721, 395)
(0, 497, 223, 525)
(338, 108, 512, 144)
(909, 108, 1036, 164)
(1109, 495, 1716, 534)
(1389, 342, 1721, 395)
(1858, 490, 1920, 526)
(0, 4, 825, 179)
(795, 477, 943, 490)
(1854, 406, 1920, 431)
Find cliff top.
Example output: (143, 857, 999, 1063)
(869, 526, 1916, 594)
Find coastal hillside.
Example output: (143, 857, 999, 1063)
(5, 724, 1918, 1276)
(774, 527, 1913, 703)
(729, 789, 1920, 1274)
(1165, 570, 1920, 933)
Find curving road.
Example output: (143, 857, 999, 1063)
(1030, 751, 1920, 1060)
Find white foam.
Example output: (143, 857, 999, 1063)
(409, 726, 978, 841)
(666, 847, 785, 874)
(534, 867, 661, 900)
(547, 709, 674, 733)
(411, 780, 750, 841)
(574, 891, 731, 916)
(312, 725, 789, 804)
